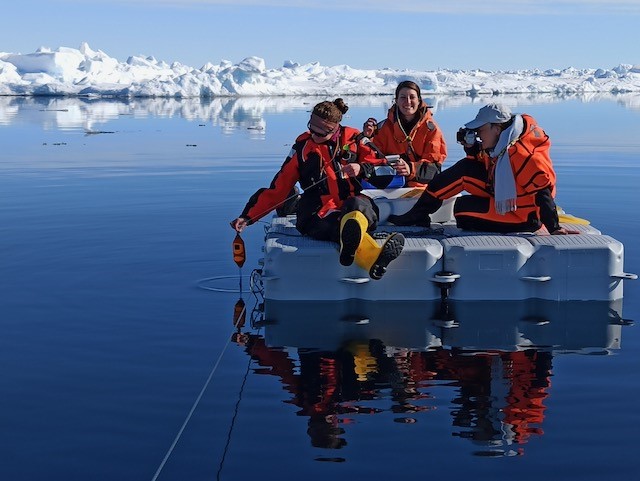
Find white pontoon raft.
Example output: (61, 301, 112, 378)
(256, 188, 637, 302)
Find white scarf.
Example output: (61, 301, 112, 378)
(492, 114, 523, 215)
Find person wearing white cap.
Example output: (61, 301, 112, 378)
(388, 103, 576, 235)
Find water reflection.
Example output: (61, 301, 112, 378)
(2, 92, 640, 131)
(232, 299, 628, 457)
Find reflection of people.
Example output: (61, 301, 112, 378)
(238, 335, 432, 448)
(361, 80, 447, 188)
(389, 103, 576, 234)
(424, 349, 551, 450)
(230, 98, 405, 280)
(235, 330, 552, 453)
(395, 347, 552, 452)
(239, 334, 350, 449)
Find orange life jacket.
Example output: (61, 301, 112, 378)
(369, 102, 447, 187)
(456, 114, 557, 227)
(484, 114, 556, 198)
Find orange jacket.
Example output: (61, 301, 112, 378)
(368, 103, 447, 187)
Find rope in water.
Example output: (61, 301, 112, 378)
(196, 275, 252, 293)
(150, 302, 247, 481)
(216, 348, 253, 481)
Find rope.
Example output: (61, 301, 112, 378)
(240, 164, 359, 225)
(241, 187, 304, 225)
(150, 303, 247, 481)
(196, 275, 252, 293)
(216, 349, 253, 481)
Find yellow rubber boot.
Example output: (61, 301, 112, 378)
(344, 341, 378, 381)
(354, 232, 406, 280)
(353, 233, 381, 271)
(339, 211, 367, 266)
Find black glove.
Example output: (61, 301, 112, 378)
(414, 163, 441, 184)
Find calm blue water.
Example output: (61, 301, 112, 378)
(1, 95, 639, 480)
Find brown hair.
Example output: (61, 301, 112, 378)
(312, 98, 349, 123)
(395, 80, 422, 102)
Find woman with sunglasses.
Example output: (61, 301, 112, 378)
(230, 98, 405, 280)
(361, 80, 447, 188)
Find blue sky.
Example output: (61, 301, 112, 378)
(2, 0, 639, 71)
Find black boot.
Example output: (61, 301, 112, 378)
(388, 192, 442, 227)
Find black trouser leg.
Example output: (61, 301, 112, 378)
(297, 195, 379, 244)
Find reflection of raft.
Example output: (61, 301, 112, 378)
(257, 188, 637, 302)
(260, 299, 626, 354)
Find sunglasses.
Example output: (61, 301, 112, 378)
(307, 120, 337, 137)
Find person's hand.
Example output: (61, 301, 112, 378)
(230, 217, 248, 233)
(341, 163, 361, 178)
(551, 227, 580, 235)
(394, 157, 411, 176)
(362, 118, 378, 138)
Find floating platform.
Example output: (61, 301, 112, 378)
(256, 189, 636, 302)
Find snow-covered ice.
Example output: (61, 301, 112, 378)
(2, 43, 640, 98)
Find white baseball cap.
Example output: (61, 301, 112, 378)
(464, 103, 513, 129)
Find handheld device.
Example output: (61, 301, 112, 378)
(385, 154, 401, 166)
(456, 128, 478, 145)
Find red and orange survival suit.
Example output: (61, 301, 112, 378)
(239, 126, 379, 242)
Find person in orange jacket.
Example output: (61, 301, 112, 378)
(388, 103, 577, 234)
(230, 98, 405, 280)
(360, 80, 447, 188)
